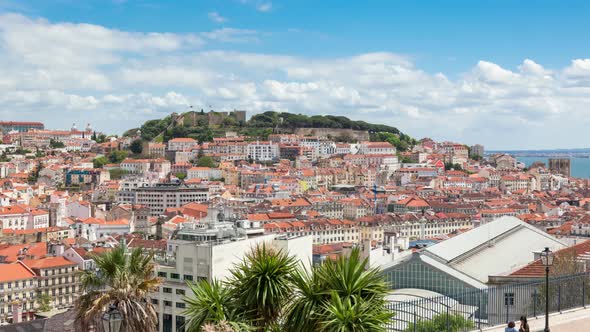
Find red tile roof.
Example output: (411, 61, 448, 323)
(22, 256, 77, 270)
(0, 261, 35, 282)
(510, 240, 590, 277)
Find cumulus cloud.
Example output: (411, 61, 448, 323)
(257, 2, 272, 12)
(208, 12, 228, 23)
(0, 13, 589, 149)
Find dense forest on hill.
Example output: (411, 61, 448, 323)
(124, 111, 415, 151)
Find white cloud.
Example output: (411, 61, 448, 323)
(201, 28, 259, 43)
(208, 12, 228, 23)
(1, 13, 590, 149)
(257, 2, 272, 12)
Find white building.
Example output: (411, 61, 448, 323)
(0, 205, 49, 230)
(117, 184, 210, 216)
(186, 167, 223, 180)
(247, 141, 279, 161)
(358, 141, 396, 155)
(66, 200, 92, 220)
(152, 221, 312, 332)
(62, 246, 96, 271)
(167, 138, 198, 152)
(73, 217, 131, 241)
(120, 159, 151, 174)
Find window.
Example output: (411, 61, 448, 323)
(183, 275, 193, 281)
(158, 272, 167, 278)
(176, 289, 185, 296)
(151, 299, 159, 305)
(504, 293, 515, 306)
(176, 316, 185, 332)
(176, 302, 186, 309)
(164, 300, 172, 307)
(171, 273, 180, 279)
(163, 287, 172, 294)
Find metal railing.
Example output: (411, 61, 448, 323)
(386, 273, 590, 332)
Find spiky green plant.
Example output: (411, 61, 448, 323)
(75, 246, 161, 332)
(322, 292, 395, 332)
(183, 279, 251, 332)
(228, 243, 297, 330)
(284, 247, 393, 332)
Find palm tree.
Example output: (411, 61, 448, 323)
(284, 247, 393, 332)
(75, 246, 161, 332)
(228, 243, 297, 330)
(184, 245, 393, 332)
(183, 279, 250, 332)
(322, 292, 394, 332)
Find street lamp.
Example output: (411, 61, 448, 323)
(540, 247, 554, 332)
(101, 304, 123, 332)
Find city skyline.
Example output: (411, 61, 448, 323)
(1, 1, 590, 149)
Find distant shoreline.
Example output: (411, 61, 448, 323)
(486, 149, 590, 158)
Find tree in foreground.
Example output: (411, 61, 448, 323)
(183, 279, 250, 332)
(404, 313, 474, 332)
(184, 245, 393, 332)
(75, 246, 161, 332)
(229, 243, 297, 330)
(285, 247, 393, 332)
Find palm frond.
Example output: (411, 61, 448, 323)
(75, 245, 161, 332)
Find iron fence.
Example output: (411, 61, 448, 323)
(386, 272, 590, 332)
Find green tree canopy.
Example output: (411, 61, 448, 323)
(93, 156, 109, 168)
(130, 139, 144, 154)
(49, 139, 65, 148)
(404, 313, 474, 332)
(444, 162, 464, 171)
(196, 156, 216, 168)
(109, 168, 128, 180)
(372, 132, 412, 152)
(108, 150, 129, 163)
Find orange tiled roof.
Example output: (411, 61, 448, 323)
(0, 262, 35, 282)
(510, 240, 590, 277)
(22, 256, 77, 270)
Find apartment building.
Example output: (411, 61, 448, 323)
(0, 205, 49, 231)
(264, 218, 360, 245)
(246, 141, 279, 161)
(117, 184, 210, 216)
(65, 168, 110, 186)
(143, 142, 166, 158)
(357, 141, 396, 155)
(152, 221, 312, 332)
(384, 216, 474, 239)
(167, 138, 198, 152)
(22, 256, 80, 313)
(0, 262, 37, 324)
(186, 167, 223, 180)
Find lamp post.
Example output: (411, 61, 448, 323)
(101, 304, 123, 332)
(540, 247, 554, 332)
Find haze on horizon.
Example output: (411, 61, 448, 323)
(0, 0, 589, 150)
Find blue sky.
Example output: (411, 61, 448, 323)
(9, 0, 590, 74)
(1, 0, 590, 149)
